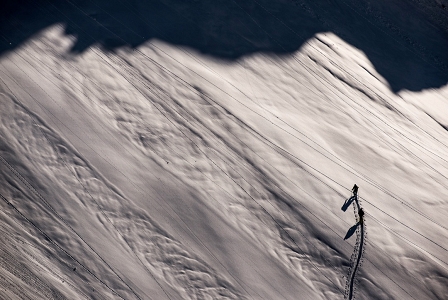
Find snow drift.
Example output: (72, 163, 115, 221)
(1, 0, 448, 299)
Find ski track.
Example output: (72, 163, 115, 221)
(0, 95, 242, 299)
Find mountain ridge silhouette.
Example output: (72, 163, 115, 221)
(1, 0, 448, 92)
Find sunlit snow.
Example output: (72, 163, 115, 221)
(1, 0, 448, 299)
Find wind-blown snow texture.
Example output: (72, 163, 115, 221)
(1, 0, 448, 299)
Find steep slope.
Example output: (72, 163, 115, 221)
(1, 1, 448, 299)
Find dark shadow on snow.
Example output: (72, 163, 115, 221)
(1, 0, 448, 92)
(344, 222, 359, 240)
(341, 195, 356, 212)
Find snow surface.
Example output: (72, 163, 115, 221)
(1, 0, 448, 299)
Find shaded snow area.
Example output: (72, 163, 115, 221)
(1, 0, 448, 299)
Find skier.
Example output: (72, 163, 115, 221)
(352, 184, 359, 196)
(358, 208, 364, 224)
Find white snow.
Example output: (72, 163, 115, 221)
(1, 1, 448, 299)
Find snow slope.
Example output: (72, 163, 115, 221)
(1, 0, 448, 299)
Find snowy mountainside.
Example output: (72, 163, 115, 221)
(1, 0, 448, 299)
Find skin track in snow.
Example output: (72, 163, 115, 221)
(343, 190, 366, 300)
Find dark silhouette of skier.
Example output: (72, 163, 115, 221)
(358, 208, 364, 224)
(352, 184, 359, 196)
